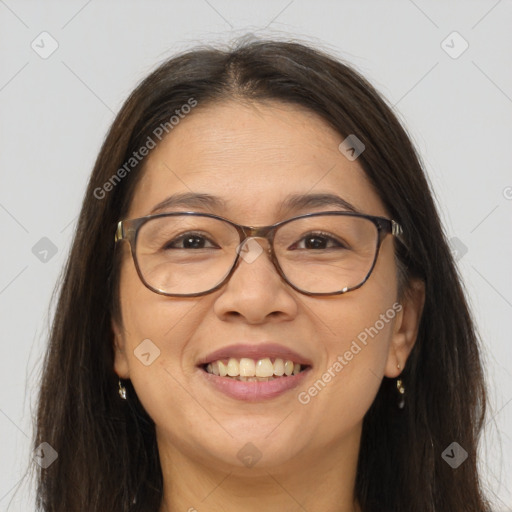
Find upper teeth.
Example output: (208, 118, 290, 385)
(206, 358, 302, 377)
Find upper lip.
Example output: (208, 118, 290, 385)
(197, 343, 313, 367)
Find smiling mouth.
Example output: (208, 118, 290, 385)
(200, 357, 310, 381)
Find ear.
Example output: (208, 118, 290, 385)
(112, 318, 131, 379)
(384, 278, 425, 378)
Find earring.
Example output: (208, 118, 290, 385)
(396, 361, 405, 408)
(118, 379, 127, 400)
(396, 378, 405, 409)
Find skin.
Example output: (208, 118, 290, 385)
(112, 100, 425, 512)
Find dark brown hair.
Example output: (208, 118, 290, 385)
(32, 38, 490, 511)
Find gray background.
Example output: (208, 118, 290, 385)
(1, 0, 511, 510)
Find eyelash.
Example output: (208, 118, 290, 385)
(290, 232, 347, 250)
(163, 232, 218, 250)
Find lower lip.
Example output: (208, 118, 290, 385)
(198, 367, 311, 402)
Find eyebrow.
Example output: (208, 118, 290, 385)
(149, 192, 358, 216)
(279, 192, 358, 214)
(149, 192, 226, 215)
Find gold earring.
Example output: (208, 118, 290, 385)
(118, 379, 127, 400)
(396, 378, 405, 409)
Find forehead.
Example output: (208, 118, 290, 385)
(127, 100, 386, 222)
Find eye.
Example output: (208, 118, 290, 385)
(291, 232, 347, 250)
(163, 232, 219, 250)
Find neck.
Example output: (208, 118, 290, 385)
(157, 426, 362, 512)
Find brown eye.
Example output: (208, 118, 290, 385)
(290, 232, 346, 250)
(163, 232, 218, 250)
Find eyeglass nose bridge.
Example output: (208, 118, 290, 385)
(231, 229, 292, 293)
(234, 222, 297, 280)
(239, 224, 275, 238)
(235, 225, 277, 263)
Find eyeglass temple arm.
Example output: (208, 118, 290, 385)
(115, 221, 124, 243)
(390, 220, 410, 253)
(391, 220, 402, 237)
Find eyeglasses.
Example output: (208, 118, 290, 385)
(114, 211, 403, 297)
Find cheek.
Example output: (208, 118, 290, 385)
(332, 246, 399, 374)
(297, 247, 399, 430)
(118, 254, 202, 346)
(117, 261, 208, 414)
(317, 291, 397, 382)
(316, 242, 398, 364)
(296, 298, 396, 442)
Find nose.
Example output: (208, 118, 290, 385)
(212, 237, 298, 324)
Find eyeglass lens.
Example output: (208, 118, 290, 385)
(134, 214, 379, 295)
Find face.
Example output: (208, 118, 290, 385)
(113, 100, 422, 474)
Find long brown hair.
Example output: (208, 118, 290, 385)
(32, 38, 490, 511)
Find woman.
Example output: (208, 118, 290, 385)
(33, 39, 490, 511)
